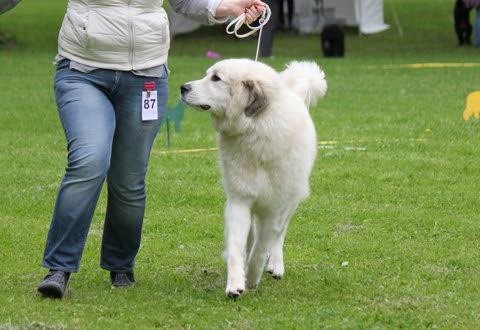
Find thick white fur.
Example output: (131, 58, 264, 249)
(280, 61, 327, 107)
(181, 59, 327, 297)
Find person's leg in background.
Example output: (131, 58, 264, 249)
(100, 66, 168, 284)
(475, 6, 480, 46)
(287, 0, 294, 30)
(259, 0, 280, 58)
(279, 0, 285, 30)
(279, 0, 294, 31)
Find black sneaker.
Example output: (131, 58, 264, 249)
(37, 270, 70, 299)
(110, 272, 135, 288)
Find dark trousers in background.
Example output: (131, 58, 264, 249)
(259, 0, 280, 57)
(279, 0, 294, 30)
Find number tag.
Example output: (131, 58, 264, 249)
(141, 90, 158, 121)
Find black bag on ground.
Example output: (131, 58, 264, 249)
(321, 24, 345, 57)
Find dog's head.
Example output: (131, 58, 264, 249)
(181, 59, 278, 134)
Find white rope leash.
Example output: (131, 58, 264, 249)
(225, 4, 271, 61)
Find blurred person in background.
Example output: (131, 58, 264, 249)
(455, 0, 472, 45)
(259, 0, 280, 57)
(464, 0, 480, 46)
(279, 0, 294, 31)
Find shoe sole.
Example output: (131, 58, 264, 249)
(37, 283, 64, 299)
(111, 282, 135, 289)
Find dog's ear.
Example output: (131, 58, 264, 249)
(242, 80, 268, 117)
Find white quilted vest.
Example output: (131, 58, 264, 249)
(58, 0, 170, 70)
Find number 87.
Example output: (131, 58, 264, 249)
(144, 99, 156, 109)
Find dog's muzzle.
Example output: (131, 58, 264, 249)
(180, 84, 211, 110)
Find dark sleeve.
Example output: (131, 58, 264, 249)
(0, 0, 21, 15)
(168, 0, 229, 25)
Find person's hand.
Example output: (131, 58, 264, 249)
(244, 3, 265, 24)
(216, 0, 266, 24)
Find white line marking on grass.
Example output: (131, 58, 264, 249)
(319, 145, 367, 151)
(365, 63, 480, 70)
(153, 138, 428, 155)
(154, 142, 367, 155)
(155, 147, 218, 155)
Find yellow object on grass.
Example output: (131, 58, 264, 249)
(463, 92, 480, 121)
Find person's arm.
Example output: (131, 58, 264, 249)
(168, 0, 265, 25)
(215, 0, 264, 23)
(0, 0, 21, 15)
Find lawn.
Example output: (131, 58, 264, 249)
(1, 0, 480, 328)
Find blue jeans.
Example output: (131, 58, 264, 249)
(42, 60, 168, 273)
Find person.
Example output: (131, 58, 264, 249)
(476, 6, 480, 46)
(464, 0, 480, 46)
(259, 0, 280, 57)
(28, 0, 265, 299)
(454, 0, 472, 45)
(279, 0, 294, 31)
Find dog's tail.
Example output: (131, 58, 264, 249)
(280, 61, 327, 107)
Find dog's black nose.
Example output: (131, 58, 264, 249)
(180, 84, 192, 95)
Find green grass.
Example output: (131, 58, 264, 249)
(1, 0, 480, 328)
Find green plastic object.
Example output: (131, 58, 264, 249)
(163, 100, 185, 147)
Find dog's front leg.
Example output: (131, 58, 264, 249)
(224, 198, 252, 298)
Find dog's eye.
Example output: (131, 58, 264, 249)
(211, 74, 221, 82)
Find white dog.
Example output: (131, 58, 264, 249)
(181, 59, 327, 298)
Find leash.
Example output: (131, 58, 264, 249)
(225, 4, 271, 61)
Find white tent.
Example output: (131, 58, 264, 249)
(169, 0, 390, 36)
(296, 0, 390, 34)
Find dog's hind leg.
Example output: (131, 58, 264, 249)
(245, 218, 272, 289)
(266, 203, 298, 280)
(224, 198, 252, 298)
(246, 216, 258, 259)
(266, 226, 287, 279)
(246, 205, 297, 288)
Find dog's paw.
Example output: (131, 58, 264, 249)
(267, 269, 283, 280)
(225, 276, 245, 299)
(266, 256, 284, 279)
(245, 264, 264, 289)
(226, 287, 244, 299)
(246, 279, 260, 290)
